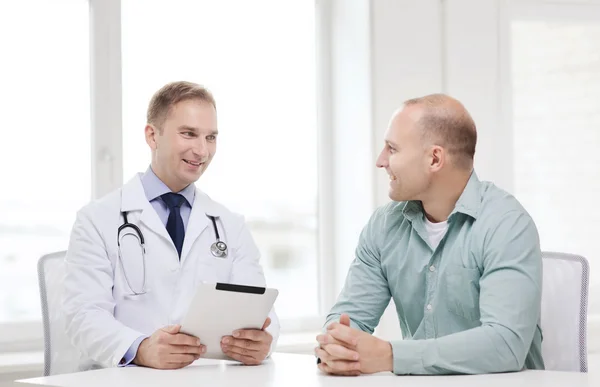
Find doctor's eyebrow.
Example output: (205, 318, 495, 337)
(178, 125, 219, 135)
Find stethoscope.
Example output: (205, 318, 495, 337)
(117, 212, 228, 296)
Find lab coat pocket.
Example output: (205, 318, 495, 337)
(444, 265, 481, 322)
(195, 256, 233, 284)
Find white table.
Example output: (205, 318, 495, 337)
(13, 353, 600, 387)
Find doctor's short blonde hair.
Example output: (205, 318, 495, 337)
(147, 81, 216, 132)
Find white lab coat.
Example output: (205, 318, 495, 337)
(62, 174, 279, 370)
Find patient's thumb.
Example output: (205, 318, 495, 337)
(340, 313, 351, 326)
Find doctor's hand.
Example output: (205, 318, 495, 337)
(220, 317, 273, 365)
(133, 325, 206, 369)
(316, 313, 393, 375)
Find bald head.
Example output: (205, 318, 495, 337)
(403, 93, 477, 170)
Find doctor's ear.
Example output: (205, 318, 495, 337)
(145, 124, 159, 150)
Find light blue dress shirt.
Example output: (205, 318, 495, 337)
(120, 166, 196, 366)
(325, 171, 544, 374)
(140, 166, 196, 230)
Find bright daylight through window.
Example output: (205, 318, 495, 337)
(0, 0, 90, 324)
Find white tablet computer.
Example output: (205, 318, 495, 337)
(179, 282, 279, 360)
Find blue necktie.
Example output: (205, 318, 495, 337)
(161, 193, 186, 258)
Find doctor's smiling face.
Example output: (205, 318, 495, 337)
(145, 82, 218, 192)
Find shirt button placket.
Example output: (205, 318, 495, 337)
(424, 256, 438, 339)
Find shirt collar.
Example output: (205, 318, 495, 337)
(450, 170, 481, 219)
(402, 200, 423, 222)
(402, 170, 482, 221)
(140, 166, 196, 207)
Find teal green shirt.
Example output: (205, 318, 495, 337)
(325, 171, 544, 375)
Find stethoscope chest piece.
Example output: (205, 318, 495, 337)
(208, 215, 228, 258)
(211, 240, 228, 258)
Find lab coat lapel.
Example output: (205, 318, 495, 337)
(121, 174, 173, 248)
(180, 187, 211, 264)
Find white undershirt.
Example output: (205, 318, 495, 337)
(423, 216, 449, 250)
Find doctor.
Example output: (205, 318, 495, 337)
(63, 81, 279, 370)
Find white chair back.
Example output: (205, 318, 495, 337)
(541, 251, 589, 372)
(37, 251, 82, 376)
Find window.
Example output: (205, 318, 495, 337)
(0, 0, 90, 327)
(121, 0, 319, 321)
(509, 5, 600, 316)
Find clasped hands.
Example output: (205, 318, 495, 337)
(315, 313, 393, 376)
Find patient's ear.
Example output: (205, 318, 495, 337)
(429, 145, 445, 172)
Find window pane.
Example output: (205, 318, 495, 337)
(511, 19, 600, 315)
(0, 1, 91, 322)
(122, 0, 319, 319)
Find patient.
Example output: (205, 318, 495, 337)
(316, 94, 544, 375)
